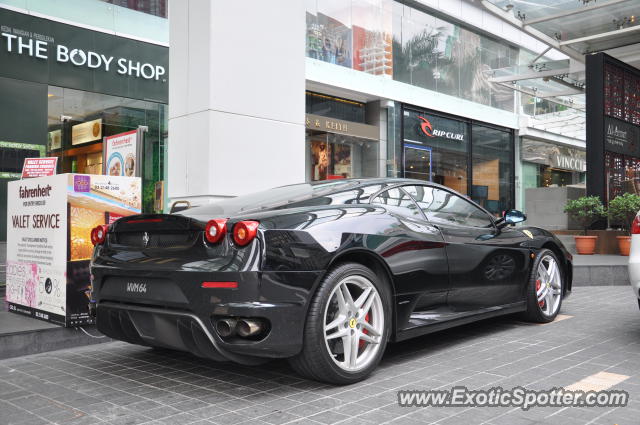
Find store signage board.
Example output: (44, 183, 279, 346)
(402, 109, 469, 155)
(21, 157, 57, 178)
(305, 114, 379, 140)
(550, 154, 587, 172)
(103, 130, 138, 177)
(521, 138, 586, 172)
(6, 174, 141, 327)
(604, 116, 640, 157)
(0, 8, 168, 103)
(71, 118, 102, 146)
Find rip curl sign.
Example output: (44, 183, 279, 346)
(418, 116, 465, 142)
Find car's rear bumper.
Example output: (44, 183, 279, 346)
(629, 235, 640, 299)
(91, 269, 322, 361)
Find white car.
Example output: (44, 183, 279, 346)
(629, 214, 640, 309)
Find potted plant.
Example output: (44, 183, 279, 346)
(607, 193, 640, 256)
(564, 196, 606, 255)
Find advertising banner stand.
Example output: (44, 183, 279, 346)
(6, 173, 141, 327)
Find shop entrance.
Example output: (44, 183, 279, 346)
(403, 144, 432, 181)
(306, 131, 378, 182)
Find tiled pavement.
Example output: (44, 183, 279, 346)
(1, 286, 640, 425)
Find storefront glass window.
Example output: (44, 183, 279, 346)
(306, 132, 378, 182)
(471, 125, 513, 216)
(520, 138, 587, 191)
(402, 109, 468, 194)
(47, 86, 167, 212)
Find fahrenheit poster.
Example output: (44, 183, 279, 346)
(6, 174, 68, 325)
(6, 174, 141, 327)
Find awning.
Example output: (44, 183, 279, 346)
(480, 0, 640, 111)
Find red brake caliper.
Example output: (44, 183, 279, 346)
(359, 313, 370, 349)
(536, 279, 544, 307)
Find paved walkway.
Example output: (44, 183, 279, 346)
(1, 286, 639, 424)
(572, 254, 628, 266)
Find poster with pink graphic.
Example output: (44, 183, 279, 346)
(6, 174, 141, 326)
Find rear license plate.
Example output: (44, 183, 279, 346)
(101, 276, 188, 304)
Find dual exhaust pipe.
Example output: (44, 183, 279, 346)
(216, 318, 264, 338)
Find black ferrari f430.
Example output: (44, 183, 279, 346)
(90, 178, 572, 384)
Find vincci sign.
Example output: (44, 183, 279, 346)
(0, 29, 166, 81)
(418, 116, 464, 141)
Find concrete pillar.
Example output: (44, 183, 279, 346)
(168, 0, 306, 206)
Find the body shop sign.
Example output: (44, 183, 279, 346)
(0, 8, 168, 102)
(0, 31, 165, 80)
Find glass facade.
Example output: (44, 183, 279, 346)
(306, 91, 365, 122)
(520, 138, 586, 189)
(0, 0, 169, 44)
(306, 0, 518, 111)
(100, 0, 167, 18)
(471, 124, 513, 214)
(305, 92, 380, 182)
(401, 106, 514, 216)
(0, 6, 168, 240)
(307, 132, 379, 181)
(402, 108, 468, 193)
(47, 87, 167, 212)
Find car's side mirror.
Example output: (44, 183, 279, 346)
(503, 209, 526, 225)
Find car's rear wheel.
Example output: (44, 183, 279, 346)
(289, 262, 391, 384)
(522, 249, 563, 323)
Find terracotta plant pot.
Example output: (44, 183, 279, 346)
(617, 235, 631, 256)
(574, 235, 598, 255)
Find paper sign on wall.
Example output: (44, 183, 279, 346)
(22, 157, 58, 179)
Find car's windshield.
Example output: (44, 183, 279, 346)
(179, 179, 385, 220)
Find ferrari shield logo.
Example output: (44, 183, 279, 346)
(523, 230, 534, 239)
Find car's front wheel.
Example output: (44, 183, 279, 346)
(523, 249, 564, 323)
(289, 262, 391, 384)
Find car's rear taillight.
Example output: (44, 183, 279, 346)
(233, 221, 259, 246)
(205, 219, 228, 243)
(632, 215, 640, 234)
(91, 224, 108, 246)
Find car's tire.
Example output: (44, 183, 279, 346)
(289, 262, 391, 384)
(522, 248, 564, 323)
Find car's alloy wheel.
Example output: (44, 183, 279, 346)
(535, 254, 562, 316)
(522, 248, 563, 323)
(323, 275, 384, 373)
(289, 262, 391, 384)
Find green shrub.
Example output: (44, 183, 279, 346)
(608, 193, 640, 235)
(564, 196, 606, 235)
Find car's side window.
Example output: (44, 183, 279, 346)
(404, 185, 493, 228)
(370, 187, 422, 219)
